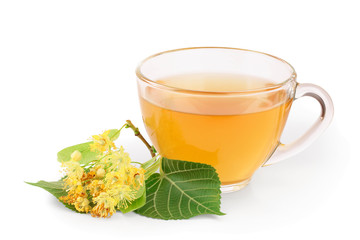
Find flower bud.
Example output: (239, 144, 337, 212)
(71, 150, 82, 162)
(82, 198, 90, 206)
(96, 168, 106, 178)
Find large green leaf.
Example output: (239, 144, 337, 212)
(26, 180, 81, 213)
(135, 158, 224, 220)
(57, 129, 120, 165)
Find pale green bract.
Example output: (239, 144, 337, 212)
(57, 129, 120, 165)
(135, 158, 224, 220)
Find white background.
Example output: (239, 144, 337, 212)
(1, 0, 359, 239)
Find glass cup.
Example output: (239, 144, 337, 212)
(136, 47, 334, 193)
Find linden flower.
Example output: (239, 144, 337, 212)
(60, 183, 87, 205)
(65, 162, 84, 179)
(60, 152, 87, 204)
(86, 180, 105, 198)
(133, 167, 146, 190)
(105, 172, 137, 209)
(90, 130, 116, 152)
(62, 151, 84, 180)
(103, 147, 131, 172)
(62, 159, 84, 186)
(115, 164, 144, 189)
(105, 171, 124, 185)
(91, 192, 117, 218)
(113, 185, 136, 209)
(59, 129, 147, 218)
(74, 196, 91, 213)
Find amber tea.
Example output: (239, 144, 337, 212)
(140, 73, 293, 185)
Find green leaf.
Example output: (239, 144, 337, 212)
(135, 158, 224, 220)
(57, 129, 120, 165)
(118, 185, 146, 213)
(26, 180, 81, 213)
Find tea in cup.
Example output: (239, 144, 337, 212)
(136, 47, 333, 192)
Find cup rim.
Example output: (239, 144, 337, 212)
(136, 47, 297, 95)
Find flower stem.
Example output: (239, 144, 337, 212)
(125, 120, 156, 158)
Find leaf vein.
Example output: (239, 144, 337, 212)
(153, 177, 165, 219)
(167, 184, 173, 218)
(164, 175, 220, 215)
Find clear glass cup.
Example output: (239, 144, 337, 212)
(136, 47, 334, 193)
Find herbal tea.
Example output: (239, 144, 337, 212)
(140, 73, 292, 185)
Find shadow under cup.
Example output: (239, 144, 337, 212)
(136, 47, 298, 193)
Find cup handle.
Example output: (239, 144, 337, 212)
(263, 83, 334, 166)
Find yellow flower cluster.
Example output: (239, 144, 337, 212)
(59, 130, 145, 218)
